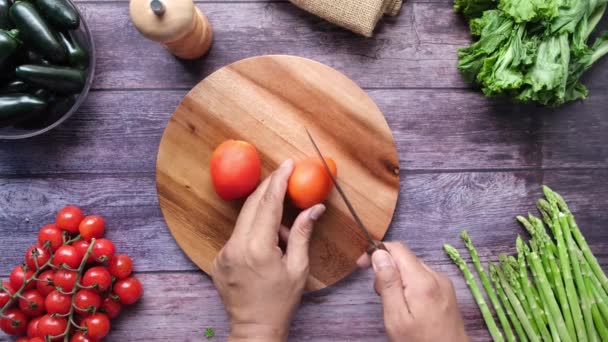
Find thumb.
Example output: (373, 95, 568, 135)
(372, 250, 409, 319)
(286, 204, 326, 273)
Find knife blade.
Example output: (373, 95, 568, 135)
(305, 128, 387, 254)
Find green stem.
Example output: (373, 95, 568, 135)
(491, 263, 529, 342)
(461, 231, 516, 342)
(492, 264, 540, 342)
(582, 252, 607, 341)
(500, 254, 540, 337)
(444, 244, 504, 342)
(1, 257, 54, 316)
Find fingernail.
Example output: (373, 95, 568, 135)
(309, 204, 326, 221)
(372, 250, 394, 272)
(280, 159, 294, 171)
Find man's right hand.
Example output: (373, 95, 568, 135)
(358, 242, 468, 342)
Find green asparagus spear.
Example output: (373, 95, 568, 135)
(516, 238, 552, 341)
(489, 263, 530, 342)
(493, 264, 540, 342)
(585, 259, 608, 325)
(461, 231, 516, 342)
(526, 246, 572, 341)
(547, 186, 608, 294)
(582, 252, 607, 341)
(537, 199, 555, 234)
(501, 254, 537, 332)
(444, 245, 504, 342)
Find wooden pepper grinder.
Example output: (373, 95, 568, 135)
(130, 0, 213, 60)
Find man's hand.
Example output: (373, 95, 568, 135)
(211, 159, 326, 342)
(358, 242, 468, 342)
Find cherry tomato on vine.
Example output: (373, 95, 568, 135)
(210, 140, 262, 200)
(25, 245, 51, 270)
(75, 289, 102, 314)
(79, 215, 105, 240)
(101, 296, 122, 319)
(45, 290, 72, 315)
(114, 277, 143, 305)
(10, 265, 35, 291)
(109, 254, 133, 280)
(56, 205, 85, 233)
(27, 316, 41, 338)
(52, 245, 83, 269)
(0, 308, 28, 335)
(91, 239, 115, 262)
(288, 156, 337, 209)
(37, 314, 68, 341)
(0, 281, 15, 308)
(70, 331, 97, 342)
(18, 289, 46, 317)
(82, 313, 110, 339)
(53, 269, 78, 292)
(82, 266, 112, 292)
(38, 224, 64, 251)
(36, 270, 55, 297)
(73, 240, 93, 264)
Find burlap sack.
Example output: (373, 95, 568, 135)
(289, 0, 403, 37)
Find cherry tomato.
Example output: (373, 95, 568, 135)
(82, 266, 112, 292)
(210, 140, 262, 200)
(53, 269, 78, 292)
(114, 277, 143, 305)
(109, 254, 133, 280)
(10, 265, 35, 291)
(37, 314, 67, 341)
(70, 331, 97, 342)
(38, 224, 64, 251)
(36, 270, 55, 297)
(79, 215, 105, 241)
(72, 240, 94, 264)
(0, 308, 28, 335)
(0, 281, 15, 308)
(52, 245, 83, 269)
(25, 245, 51, 270)
(55, 205, 85, 233)
(27, 315, 41, 338)
(101, 296, 122, 319)
(75, 289, 102, 314)
(288, 157, 337, 209)
(82, 313, 110, 339)
(30, 338, 46, 342)
(18, 289, 45, 317)
(17, 337, 29, 342)
(91, 239, 115, 262)
(44, 290, 71, 315)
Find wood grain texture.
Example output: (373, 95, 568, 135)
(156, 55, 400, 290)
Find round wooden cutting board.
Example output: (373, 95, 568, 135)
(156, 55, 400, 291)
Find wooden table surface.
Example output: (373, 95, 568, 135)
(0, 0, 607, 341)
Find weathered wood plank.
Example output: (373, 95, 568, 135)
(1, 170, 606, 275)
(71, 2, 608, 90)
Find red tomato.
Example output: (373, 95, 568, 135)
(44, 290, 72, 315)
(82, 267, 112, 292)
(82, 313, 110, 339)
(109, 255, 133, 280)
(70, 331, 97, 342)
(25, 245, 51, 270)
(52, 245, 83, 269)
(210, 140, 262, 200)
(72, 240, 93, 264)
(288, 157, 337, 209)
(27, 316, 41, 338)
(37, 314, 67, 341)
(55, 205, 84, 233)
(17, 337, 29, 342)
(36, 270, 55, 297)
(0, 281, 15, 308)
(38, 224, 64, 251)
(0, 308, 28, 335)
(114, 277, 143, 305)
(18, 289, 45, 317)
(30, 338, 46, 342)
(101, 296, 122, 319)
(91, 239, 115, 262)
(53, 269, 78, 292)
(75, 289, 102, 314)
(10, 265, 35, 291)
(79, 215, 105, 241)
